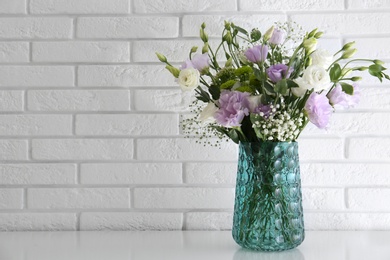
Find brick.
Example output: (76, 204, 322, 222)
(0, 189, 23, 209)
(0, 0, 26, 14)
(240, 0, 343, 11)
(186, 212, 233, 230)
(301, 163, 390, 186)
(303, 112, 390, 136)
(27, 90, 130, 111)
(80, 212, 182, 230)
(348, 188, 390, 210)
(305, 212, 390, 230)
(134, 0, 236, 13)
(0, 213, 77, 231)
(182, 14, 286, 37)
(0, 18, 72, 39)
(0, 115, 72, 136)
(32, 139, 133, 160)
(290, 13, 390, 36)
(0, 140, 28, 160)
(348, 138, 390, 161)
(30, 0, 129, 14)
(78, 65, 173, 87)
(28, 188, 130, 209)
(0, 42, 29, 62)
(347, 38, 390, 60)
(80, 163, 182, 184)
(134, 187, 235, 209)
(0, 66, 74, 87)
(32, 42, 130, 63)
(316, 38, 343, 56)
(347, 0, 390, 9)
(0, 164, 76, 185)
(76, 114, 178, 136)
(134, 90, 192, 112)
(0, 91, 23, 111)
(137, 138, 237, 161)
(302, 188, 344, 210)
(298, 138, 344, 161)
(357, 87, 390, 109)
(185, 163, 237, 184)
(77, 17, 178, 39)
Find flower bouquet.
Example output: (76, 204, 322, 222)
(156, 21, 389, 251)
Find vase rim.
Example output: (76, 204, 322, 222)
(239, 141, 297, 144)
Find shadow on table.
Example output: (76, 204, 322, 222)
(233, 248, 304, 260)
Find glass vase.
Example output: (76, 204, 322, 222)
(232, 141, 305, 251)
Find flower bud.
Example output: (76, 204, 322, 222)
(303, 38, 317, 53)
(224, 20, 231, 30)
(201, 22, 206, 29)
(165, 65, 180, 78)
(202, 43, 209, 54)
(314, 31, 323, 39)
(342, 41, 355, 51)
(223, 31, 233, 44)
(374, 59, 385, 65)
(308, 28, 318, 38)
(351, 76, 362, 81)
(225, 57, 233, 67)
(263, 26, 274, 42)
(190, 46, 198, 53)
(200, 29, 208, 42)
(156, 52, 167, 63)
(341, 48, 357, 59)
(357, 66, 368, 71)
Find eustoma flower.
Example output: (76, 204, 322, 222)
(181, 53, 210, 73)
(327, 84, 360, 109)
(266, 64, 294, 83)
(311, 49, 333, 69)
(304, 92, 333, 129)
(244, 45, 268, 63)
(293, 65, 331, 96)
(177, 68, 200, 91)
(214, 90, 250, 127)
(199, 102, 218, 124)
(269, 28, 286, 45)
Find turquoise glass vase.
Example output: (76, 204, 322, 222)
(232, 142, 305, 251)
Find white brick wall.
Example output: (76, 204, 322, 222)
(0, 0, 389, 231)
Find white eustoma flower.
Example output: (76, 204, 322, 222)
(199, 102, 218, 124)
(292, 65, 331, 97)
(178, 68, 200, 91)
(311, 49, 333, 69)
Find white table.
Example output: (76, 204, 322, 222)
(0, 231, 389, 260)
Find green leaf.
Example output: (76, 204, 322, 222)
(274, 79, 288, 95)
(228, 129, 239, 144)
(195, 87, 211, 102)
(209, 85, 221, 100)
(220, 80, 236, 89)
(369, 64, 385, 73)
(231, 24, 248, 36)
(287, 79, 299, 89)
(340, 82, 354, 95)
(263, 81, 276, 94)
(329, 63, 342, 81)
(250, 29, 261, 42)
(252, 68, 263, 81)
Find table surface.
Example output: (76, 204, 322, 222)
(0, 231, 389, 260)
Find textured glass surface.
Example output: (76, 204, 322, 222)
(232, 142, 305, 251)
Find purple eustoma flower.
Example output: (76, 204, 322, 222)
(244, 45, 268, 63)
(327, 84, 360, 109)
(253, 104, 273, 118)
(181, 53, 210, 72)
(304, 92, 333, 129)
(266, 64, 294, 83)
(269, 29, 286, 45)
(214, 90, 251, 127)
